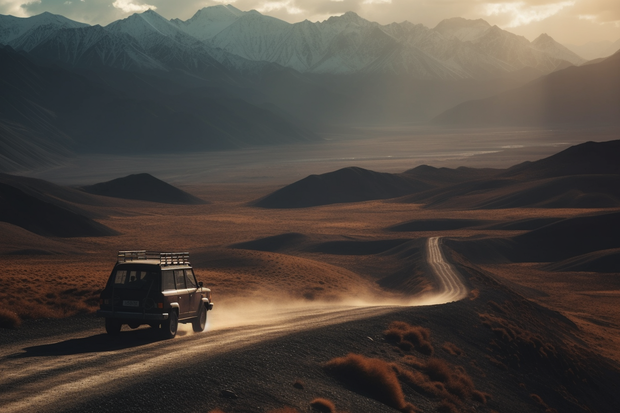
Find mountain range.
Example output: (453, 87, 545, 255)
(1, 5, 619, 172)
(0, 5, 587, 79)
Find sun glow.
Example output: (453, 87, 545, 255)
(483, 1, 576, 27)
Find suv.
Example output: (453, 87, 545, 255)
(97, 251, 213, 339)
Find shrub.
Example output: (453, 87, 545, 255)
(0, 307, 21, 329)
(310, 398, 336, 413)
(324, 353, 416, 412)
(384, 321, 434, 355)
(441, 342, 463, 357)
(437, 400, 459, 413)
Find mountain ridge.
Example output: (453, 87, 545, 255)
(0, 7, 587, 79)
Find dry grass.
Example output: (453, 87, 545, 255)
(397, 357, 490, 406)
(324, 353, 417, 413)
(0, 307, 21, 329)
(441, 342, 464, 357)
(384, 321, 434, 355)
(310, 398, 336, 413)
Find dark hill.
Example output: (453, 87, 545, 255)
(502, 140, 620, 179)
(80, 173, 206, 205)
(433, 50, 620, 127)
(0, 182, 117, 237)
(0, 45, 317, 172)
(230, 233, 309, 252)
(388, 218, 492, 232)
(396, 140, 620, 209)
(446, 211, 620, 263)
(0, 173, 119, 218)
(402, 165, 502, 184)
(545, 248, 620, 273)
(253, 167, 432, 208)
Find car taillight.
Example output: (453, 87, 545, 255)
(157, 302, 163, 309)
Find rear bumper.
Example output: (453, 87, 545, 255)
(96, 310, 168, 321)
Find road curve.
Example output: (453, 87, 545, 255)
(426, 237, 469, 303)
(0, 237, 468, 412)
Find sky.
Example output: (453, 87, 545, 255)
(1, 0, 619, 45)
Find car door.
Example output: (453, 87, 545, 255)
(173, 269, 189, 318)
(184, 269, 202, 317)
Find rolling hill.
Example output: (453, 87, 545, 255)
(80, 173, 206, 204)
(253, 167, 432, 208)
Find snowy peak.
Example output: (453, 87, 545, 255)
(325, 11, 373, 28)
(105, 9, 202, 49)
(0, 12, 88, 45)
(532, 33, 586, 66)
(173, 4, 245, 41)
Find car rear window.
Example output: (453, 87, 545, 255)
(112, 268, 159, 290)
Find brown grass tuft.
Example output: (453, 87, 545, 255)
(384, 321, 434, 355)
(437, 400, 459, 413)
(324, 353, 417, 412)
(0, 307, 21, 329)
(310, 398, 336, 413)
(441, 342, 463, 357)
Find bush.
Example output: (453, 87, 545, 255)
(324, 353, 416, 412)
(0, 307, 21, 329)
(384, 321, 434, 355)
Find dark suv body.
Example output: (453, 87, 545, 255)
(97, 251, 213, 338)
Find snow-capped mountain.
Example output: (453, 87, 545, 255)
(171, 4, 244, 42)
(105, 9, 231, 74)
(0, 6, 588, 79)
(0, 11, 88, 50)
(531, 33, 585, 66)
(26, 25, 166, 71)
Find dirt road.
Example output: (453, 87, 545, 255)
(0, 237, 467, 412)
(427, 237, 469, 303)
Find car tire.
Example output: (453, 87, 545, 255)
(105, 318, 122, 335)
(161, 310, 178, 339)
(192, 305, 207, 332)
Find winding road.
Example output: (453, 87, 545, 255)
(426, 237, 469, 303)
(0, 237, 468, 412)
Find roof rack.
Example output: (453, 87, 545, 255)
(117, 250, 190, 266)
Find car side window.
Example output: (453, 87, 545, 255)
(162, 270, 175, 291)
(114, 270, 127, 284)
(184, 269, 197, 289)
(174, 270, 186, 290)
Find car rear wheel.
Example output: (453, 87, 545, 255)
(192, 305, 207, 332)
(105, 318, 122, 335)
(161, 310, 178, 339)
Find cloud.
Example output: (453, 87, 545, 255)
(112, 0, 155, 13)
(481, 1, 576, 27)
